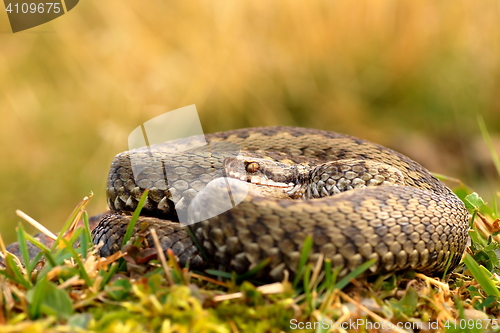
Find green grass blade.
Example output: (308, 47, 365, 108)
(99, 262, 120, 290)
(468, 210, 487, 247)
(205, 269, 234, 279)
(186, 227, 209, 263)
(50, 196, 91, 253)
(5, 254, 32, 289)
(478, 116, 500, 177)
(80, 229, 89, 259)
(0, 267, 17, 281)
(51, 219, 75, 252)
(330, 265, 341, 287)
(83, 211, 92, 243)
(21, 232, 58, 271)
(236, 257, 271, 282)
(27, 276, 48, 319)
(117, 190, 149, 271)
(121, 189, 149, 247)
(30, 252, 45, 268)
(16, 224, 33, 274)
(293, 236, 313, 288)
(441, 250, 455, 280)
(433, 172, 473, 192)
(302, 264, 312, 310)
(463, 253, 500, 298)
(320, 259, 332, 290)
(334, 258, 376, 290)
(68, 227, 83, 246)
(80, 211, 92, 258)
(493, 193, 499, 217)
(23, 233, 52, 253)
(62, 238, 92, 287)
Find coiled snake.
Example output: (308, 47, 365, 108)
(90, 126, 470, 280)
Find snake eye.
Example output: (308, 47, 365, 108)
(246, 162, 259, 173)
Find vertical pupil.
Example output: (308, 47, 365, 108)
(246, 162, 259, 173)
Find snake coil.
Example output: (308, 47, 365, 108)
(91, 126, 470, 280)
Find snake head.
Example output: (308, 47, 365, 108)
(223, 156, 305, 189)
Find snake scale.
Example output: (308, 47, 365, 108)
(90, 126, 470, 281)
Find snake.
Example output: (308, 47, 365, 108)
(89, 126, 470, 281)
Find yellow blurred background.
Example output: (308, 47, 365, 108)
(1, 1, 499, 244)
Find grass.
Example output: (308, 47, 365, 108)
(1, 123, 500, 332)
(1, 185, 500, 332)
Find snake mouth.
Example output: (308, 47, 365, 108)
(226, 170, 294, 188)
(224, 156, 301, 190)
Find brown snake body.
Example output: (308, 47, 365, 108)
(90, 126, 470, 280)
